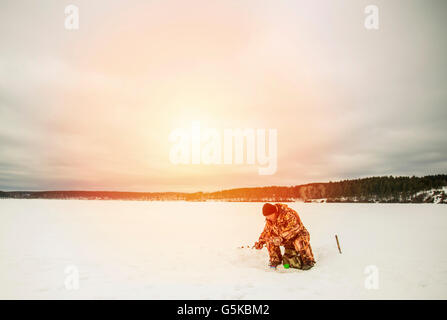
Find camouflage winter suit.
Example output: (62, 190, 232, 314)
(258, 203, 315, 269)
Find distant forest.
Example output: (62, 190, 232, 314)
(1, 174, 446, 203)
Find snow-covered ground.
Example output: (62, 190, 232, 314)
(0, 200, 446, 299)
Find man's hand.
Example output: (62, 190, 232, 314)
(272, 237, 282, 246)
(254, 241, 264, 250)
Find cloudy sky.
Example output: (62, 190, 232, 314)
(0, 0, 446, 192)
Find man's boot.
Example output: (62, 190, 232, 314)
(301, 259, 315, 270)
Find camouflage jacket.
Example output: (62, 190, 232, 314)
(258, 203, 308, 245)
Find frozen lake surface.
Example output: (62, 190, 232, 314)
(0, 200, 446, 299)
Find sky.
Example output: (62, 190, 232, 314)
(0, 0, 446, 192)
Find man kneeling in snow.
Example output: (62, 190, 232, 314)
(254, 203, 316, 270)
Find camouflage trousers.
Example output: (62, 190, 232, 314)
(267, 231, 315, 269)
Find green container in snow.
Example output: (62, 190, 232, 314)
(283, 264, 290, 269)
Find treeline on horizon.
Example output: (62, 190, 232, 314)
(0, 174, 446, 203)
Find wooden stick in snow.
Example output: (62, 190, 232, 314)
(335, 234, 342, 254)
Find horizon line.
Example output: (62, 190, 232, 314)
(1, 173, 445, 194)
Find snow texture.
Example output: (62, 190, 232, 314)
(0, 200, 446, 299)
